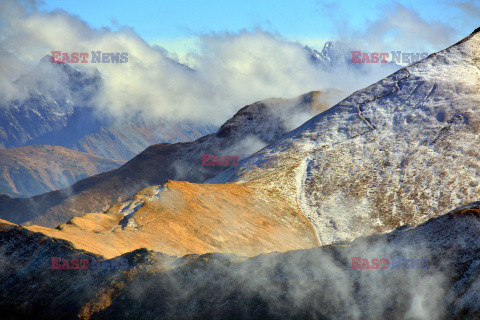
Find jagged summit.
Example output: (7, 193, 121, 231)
(39, 54, 53, 64)
(306, 40, 351, 66)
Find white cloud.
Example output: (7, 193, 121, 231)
(454, 0, 480, 18)
(0, 0, 463, 125)
(333, 2, 458, 53)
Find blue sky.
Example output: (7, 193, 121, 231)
(38, 0, 476, 53)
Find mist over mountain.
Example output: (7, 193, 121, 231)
(0, 56, 216, 160)
(71, 117, 216, 160)
(211, 28, 480, 245)
(15, 28, 479, 267)
(306, 40, 403, 72)
(0, 90, 340, 227)
(2, 201, 480, 319)
(0, 56, 102, 149)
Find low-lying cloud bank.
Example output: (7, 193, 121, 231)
(0, 0, 466, 124)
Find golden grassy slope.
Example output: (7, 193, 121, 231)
(28, 180, 319, 258)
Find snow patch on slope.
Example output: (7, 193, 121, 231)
(118, 185, 165, 230)
(211, 30, 480, 245)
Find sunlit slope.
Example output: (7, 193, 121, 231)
(0, 90, 341, 228)
(28, 181, 319, 258)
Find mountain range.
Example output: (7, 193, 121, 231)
(1, 28, 480, 319)
(306, 41, 402, 71)
(0, 56, 216, 161)
(0, 90, 341, 227)
(9, 28, 479, 267)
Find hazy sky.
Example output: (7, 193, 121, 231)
(38, 0, 477, 54)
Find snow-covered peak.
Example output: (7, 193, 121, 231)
(211, 29, 480, 245)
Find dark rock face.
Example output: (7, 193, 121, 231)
(91, 205, 480, 320)
(0, 56, 102, 149)
(1, 203, 480, 319)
